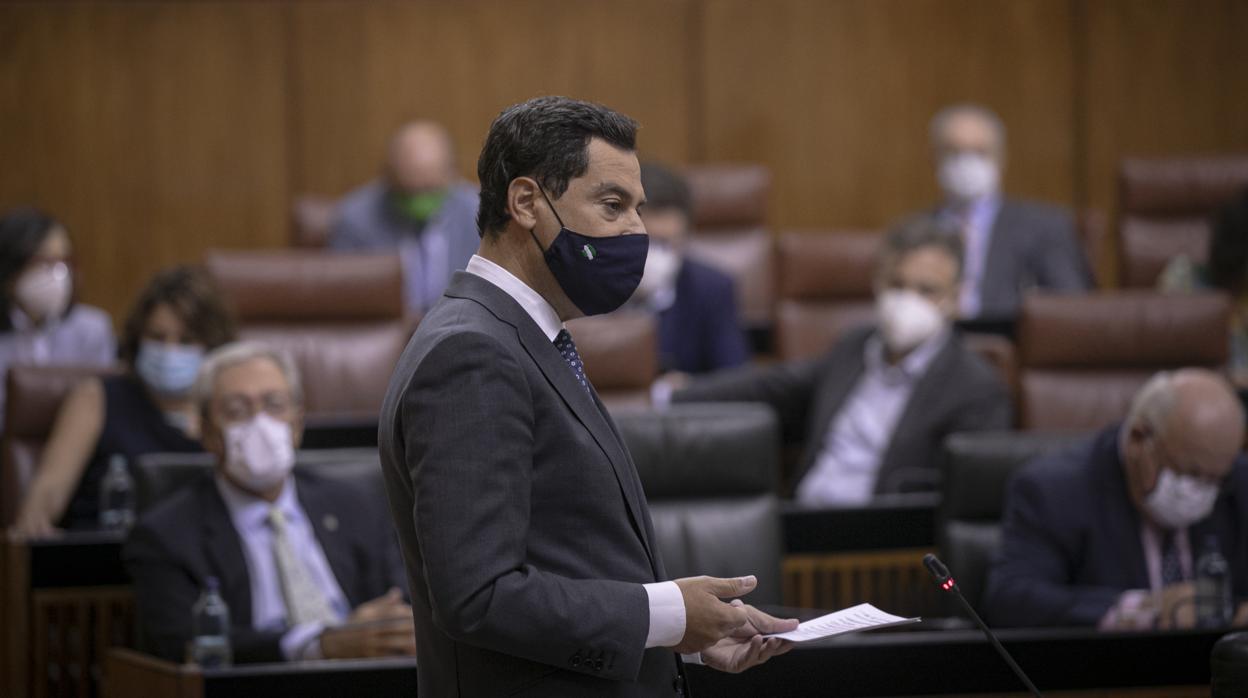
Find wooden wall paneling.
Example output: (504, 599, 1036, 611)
(287, 0, 695, 205)
(698, 0, 1077, 231)
(0, 2, 290, 323)
(1081, 0, 1248, 285)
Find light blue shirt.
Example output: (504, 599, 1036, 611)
(796, 330, 949, 505)
(941, 195, 1002, 318)
(0, 304, 115, 432)
(215, 474, 350, 660)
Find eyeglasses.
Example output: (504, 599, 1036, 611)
(214, 392, 296, 424)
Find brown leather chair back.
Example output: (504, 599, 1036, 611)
(1118, 156, 1248, 287)
(774, 230, 882, 361)
(566, 311, 658, 409)
(1, 364, 121, 525)
(291, 194, 338, 249)
(205, 250, 412, 421)
(683, 164, 774, 331)
(1017, 291, 1229, 430)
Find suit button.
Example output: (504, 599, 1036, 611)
(571, 654, 581, 667)
(594, 658, 604, 671)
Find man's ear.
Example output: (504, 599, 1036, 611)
(507, 176, 542, 232)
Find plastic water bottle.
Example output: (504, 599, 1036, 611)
(1196, 534, 1232, 628)
(98, 455, 135, 531)
(190, 576, 233, 668)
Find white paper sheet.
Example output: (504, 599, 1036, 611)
(765, 602, 920, 642)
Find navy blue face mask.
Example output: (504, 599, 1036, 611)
(530, 185, 649, 316)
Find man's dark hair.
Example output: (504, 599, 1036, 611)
(639, 162, 692, 219)
(882, 215, 965, 280)
(1208, 188, 1248, 294)
(476, 96, 639, 237)
(0, 207, 71, 331)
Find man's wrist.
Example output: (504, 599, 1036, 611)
(643, 581, 687, 648)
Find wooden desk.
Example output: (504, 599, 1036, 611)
(1, 531, 133, 698)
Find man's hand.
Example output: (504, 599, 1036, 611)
(319, 588, 417, 659)
(700, 601, 797, 673)
(1155, 582, 1196, 630)
(671, 576, 755, 654)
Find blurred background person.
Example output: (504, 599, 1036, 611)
(675, 217, 1011, 503)
(124, 342, 413, 663)
(0, 207, 115, 431)
(632, 161, 749, 375)
(984, 369, 1248, 629)
(1160, 188, 1248, 385)
(12, 266, 235, 536)
(330, 120, 480, 314)
(927, 103, 1090, 320)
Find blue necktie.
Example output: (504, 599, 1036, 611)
(553, 330, 592, 396)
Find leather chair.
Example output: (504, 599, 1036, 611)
(938, 430, 1088, 611)
(683, 164, 775, 334)
(566, 311, 658, 409)
(133, 448, 384, 513)
(291, 194, 338, 249)
(1017, 291, 1230, 430)
(613, 403, 783, 605)
(1213, 631, 1248, 698)
(774, 230, 882, 361)
(205, 250, 414, 425)
(1, 364, 121, 526)
(1117, 155, 1248, 287)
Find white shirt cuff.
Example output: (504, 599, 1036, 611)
(643, 581, 686, 648)
(281, 622, 326, 661)
(681, 652, 704, 665)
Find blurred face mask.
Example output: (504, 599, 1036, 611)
(635, 241, 681, 302)
(876, 289, 946, 354)
(938, 153, 1000, 203)
(392, 190, 448, 224)
(224, 413, 295, 493)
(136, 340, 204, 397)
(1142, 459, 1219, 530)
(15, 262, 72, 322)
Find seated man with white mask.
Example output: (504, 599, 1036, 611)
(629, 162, 749, 374)
(124, 341, 414, 663)
(674, 217, 1011, 504)
(984, 369, 1248, 630)
(927, 103, 1090, 319)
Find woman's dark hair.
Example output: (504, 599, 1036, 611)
(119, 265, 237, 368)
(1208, 188, 1248, 293)
(475, 96, 639, 237)
(0, 207, 65, 331)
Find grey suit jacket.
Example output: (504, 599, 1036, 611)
(975, 198, 1091, 318)
(675, 326, 1012, 495)
(378, 272, 682, 697)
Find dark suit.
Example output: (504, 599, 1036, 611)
(657, 259, 749, 374)
(378, 272, 681, 696)
(970, 198, 1090, 318)
(675, 326, 1011, 495)
(123, 470, 407, 663)
(983, 425, 1248, 628)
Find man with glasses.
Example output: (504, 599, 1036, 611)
(984, 368, 1248, 629)
(124, 341, 414, 663)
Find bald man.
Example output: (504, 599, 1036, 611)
(926, 103, 1090, 319)
(331, 121, 481, 312)
(984, 369, 1248, 629)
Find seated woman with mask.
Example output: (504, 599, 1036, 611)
(12, 265, 236, 536)
(0, 208, 116, 431)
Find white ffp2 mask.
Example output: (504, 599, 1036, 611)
(876, 289, 946, 354)
(1143, 467, 1219, 530)
(224, 413, 295, 492)
(938, 153, 1000, 203)
(15, 262, 72, 322)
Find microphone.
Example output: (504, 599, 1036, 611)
(923, 554, 1043, 698)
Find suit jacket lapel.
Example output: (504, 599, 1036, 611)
(296, 474, 359, 605)
(874, 335, 957, 493)
(795, 334, 869, 486)
(445, 273, 658, 568)
(200, 481, 254, 625)
(981, 200, 1019, 305)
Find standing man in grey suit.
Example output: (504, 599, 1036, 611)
(675, 218, 1012, 503)
(379, 96, 795, 697)
(331, 120, 481, 314)
(929, 103, 1091, 319)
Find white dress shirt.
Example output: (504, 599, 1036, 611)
(464, 255, 688, 650)
(796, 330, 948, 506)
(215, 475, 350, 660)
(942, 195, 1002, 318)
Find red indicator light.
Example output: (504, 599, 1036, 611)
(941, 579, 956, 591)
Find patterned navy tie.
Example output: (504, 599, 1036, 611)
(553, 329, 592, 396)
(1161, 530, 1185, 586)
